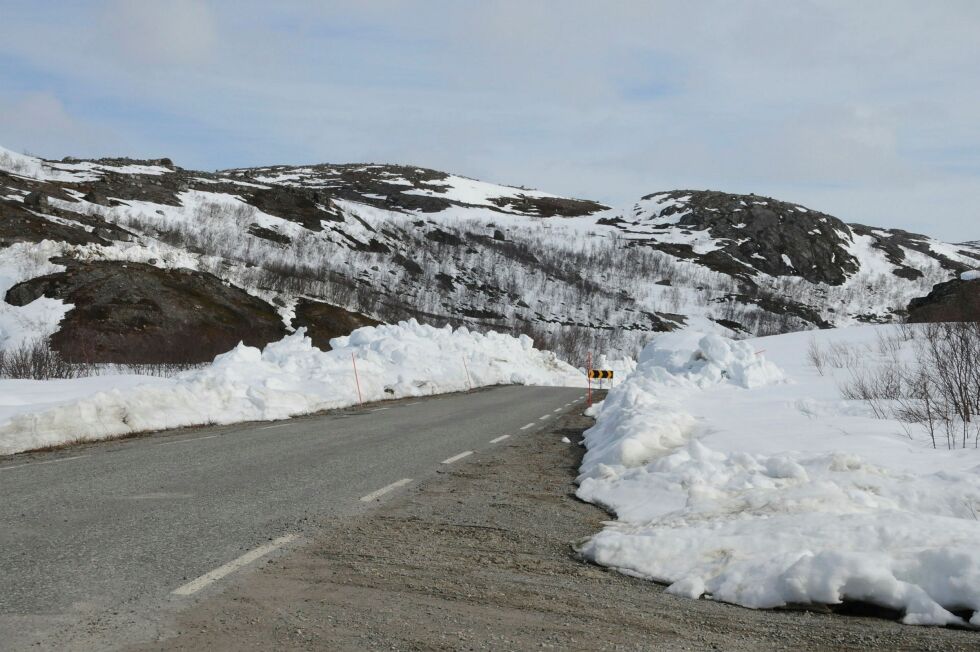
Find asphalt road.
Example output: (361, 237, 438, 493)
(0, 385, 587, 650)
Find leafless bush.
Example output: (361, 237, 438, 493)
(112, 362, 206, 377)
(839, 362, 905, 420)
(0, 339, 80, 379)
(807, 339, 826, 376)
(825, 341, 867, 369)
(839, 322, 980, 449)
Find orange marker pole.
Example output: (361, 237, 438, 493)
(587, 351, 593, 407)
(351, 352, 363, 404)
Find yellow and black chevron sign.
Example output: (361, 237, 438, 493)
(588, 369, 614, 380)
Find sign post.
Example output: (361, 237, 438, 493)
(587, 352, 592, 407)
(587, 368, 614, 408)
(351, 352, 363, 404)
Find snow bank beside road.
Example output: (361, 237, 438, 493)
(0, 320, 584, 455)
(576, 326, 980, 627)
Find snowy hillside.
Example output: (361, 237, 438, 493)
(2, 145, 978, 366)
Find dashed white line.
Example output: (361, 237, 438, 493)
(406, 402, 421, 406)
(539, 415, 551, 421)
(520, 423, 535, 430)
(489, 435, 510, 444)
(259, 423, 289, 430)
(157, 435, 218, 447)
(553, 408, 563, 413)
(359, 478, 413, 502)
(370, 407, 390, 412)
(442, 451, 473, 464)
(0, 454, 91, 472)
(171, 534, 298, 597)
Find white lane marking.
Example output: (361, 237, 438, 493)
(520, 423, 535, 430)
(539, 415, 551, 420)
(172, 534, 298, 597)
(259, 423, 289, 430)
(489, 435, 510, 444)
(553, 408, 563, 413)
(579, 395, 586, 399)
(406, 402, 421, 406)
(0, 454, 91, 472)
(359, 478, 413, 502)
(157, 435, 218, 447)
(442, 451, 473, 464)
(371, 407, 390, 412)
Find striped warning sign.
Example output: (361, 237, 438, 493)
(588, 369, 614, 380)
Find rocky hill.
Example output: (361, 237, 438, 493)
(1, 145, 977, 365)
(907, 273, 980, 323)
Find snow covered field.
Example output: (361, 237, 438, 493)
(0, 320, 584, 455)
(577, 325, 980, 627)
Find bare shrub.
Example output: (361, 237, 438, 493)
(807, 339, 826, 376)
(824, 341, 866, 369)
(838, 363, 905, 420)
(839, 322, 980, 449)
(0, 339, 80, 380)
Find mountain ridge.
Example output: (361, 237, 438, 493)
(1, 145, 976, 364)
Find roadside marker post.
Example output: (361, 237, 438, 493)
(587, 352, 592, 407)
(351, 352, 364, 404)
(462, 356, 473, 391)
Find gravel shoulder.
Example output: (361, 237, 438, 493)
(136, 405, 978, 651)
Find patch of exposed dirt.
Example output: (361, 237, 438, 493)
(291, 299, 380, 350)
(135, 408, 977, 651)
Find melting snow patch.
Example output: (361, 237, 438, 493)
(962, 270, 980, 281)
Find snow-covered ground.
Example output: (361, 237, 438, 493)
(0, 145, 171, 182)
(0, 320, 585, 455)
(577, 325, 980, 627)
(0, 241, 72, 349)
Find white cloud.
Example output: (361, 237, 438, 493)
(0, 1, 976, 240)
(0, 93, 117, 157)
(99, 0, 216, 65)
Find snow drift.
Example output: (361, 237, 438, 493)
(0, 319, 584, 455)
(576, 326, 980, 628)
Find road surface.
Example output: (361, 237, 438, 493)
(0, 385, 586, 650)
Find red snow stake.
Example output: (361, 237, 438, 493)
(351, 352, 363, 404)
(587, 351, 593, 407)
(462, 356, 473, 391)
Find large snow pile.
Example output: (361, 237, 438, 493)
(576, 326, 980, 627)
(0, 320, 584, 455)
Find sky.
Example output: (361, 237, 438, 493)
(0, 1, 977, 241)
